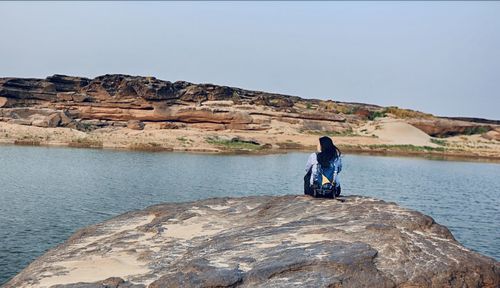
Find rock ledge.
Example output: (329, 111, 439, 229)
(5, 195, 499, 288)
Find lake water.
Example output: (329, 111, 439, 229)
(0, 145, 499, 285)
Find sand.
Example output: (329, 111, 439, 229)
(358, 118, 436, 147)
(34, 215, 155, 288)
(1, 118, 499, 161)
(37, 253, 150, 287)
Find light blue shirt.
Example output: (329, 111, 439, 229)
(305, 152, 342, 186)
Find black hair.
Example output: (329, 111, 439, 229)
(317, 136, 341, 167)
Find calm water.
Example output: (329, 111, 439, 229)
(0, 146, 499, 285)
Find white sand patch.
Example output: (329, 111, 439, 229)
(245, 204, 260, 210)
(209, 260, 231, 268)
(161, 216, 224, 240)
(361, 118, 436, 146)
(255, 242, 281, 249)
(188, 207, 208, 215)
(238, 262, 252, 272)
(74, 214, 155, 248)
(37, 252, 149, 287)
(206, 205, 230, 211)
(294, 233, 332, 243)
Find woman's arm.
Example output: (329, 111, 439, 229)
(305, 153, 316, 173)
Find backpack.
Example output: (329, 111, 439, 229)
(313, 155, 340, 198)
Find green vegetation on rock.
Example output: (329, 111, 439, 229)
(206, 137, 262, 151)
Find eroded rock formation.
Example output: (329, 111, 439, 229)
(6, 195, 499, 288)
(408, 118, 492, 138)
(0, 74, 351, 133)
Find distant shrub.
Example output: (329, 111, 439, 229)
(367, 110, 386, 121)
(367, 144, 445, 152)
(206, 137, 262, 151)
(430, 138, 447, 146)
(318, 101, 353, 114)
(384, 106, 433, 119)
(302, 128, 358, 137)
(463, 126, 490, 135)
(69, 137, 103, 148)
(177, 136, 190, 143)
(128, 142, 171, 151)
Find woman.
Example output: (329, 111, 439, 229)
(304, 136, 342, 198)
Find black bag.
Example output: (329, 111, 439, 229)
(304, 167, 341, 198)
(304, 168, 314, 196)
(313, 184, 341, 199)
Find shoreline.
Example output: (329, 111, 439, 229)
(2, 139, 500, 163)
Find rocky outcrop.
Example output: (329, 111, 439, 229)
(1, 74, 498, 140)
(127, 120, 145, 130)
(482, 128, 500, 141)
(442, 116, 500, 126)
(0, 74, 359, 133)
(6, 195, 499, 288)
(408, 118, 492, 137)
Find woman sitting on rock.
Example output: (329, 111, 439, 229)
(304, 136, 342, 198)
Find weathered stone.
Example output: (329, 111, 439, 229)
(56, 92, 91, 102)
(409, 118, 492, 137)
(302, 120, 351, 133)
(482, 129, 500, 141)
(189, 123, 226, 131)
(7, 196, 498, 287)
(51, 277, 145, 288)
(47, 113, 61, 127)
(1, 74, 498, 138)
(159, 122, 184, 129)
(59, 111, 74, 126)
(31, 116, 49, 127)
(7, 118, 32, 125)
(127, 120, 145, 130)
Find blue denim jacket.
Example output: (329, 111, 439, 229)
(305, 152, 342, 186)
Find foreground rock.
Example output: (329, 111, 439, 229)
(6, 195, 499, 288)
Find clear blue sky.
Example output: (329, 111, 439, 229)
(1, 1, 499, 119)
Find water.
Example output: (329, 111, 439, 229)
(0, 146, 499, 285)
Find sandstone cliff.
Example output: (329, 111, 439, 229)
(1, 74, 499, 158)
(5, 195, 499, 288)
(0, 74, 349, 132)
(0, 74, 495, 136)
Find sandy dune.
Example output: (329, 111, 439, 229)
(359, 118, 436, 147)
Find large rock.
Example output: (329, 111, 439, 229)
(6, 195, 499, 288)
(409, 118, 492, 137)
(482, 128, 500, 141)
(2, 74, 499, 138)
(127, 120, 145, 130)
(0, 74, 360, 132)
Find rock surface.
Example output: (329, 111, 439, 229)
(0, 74, 348, 132)
(6, 195, 499, 288)
(0, 74, 494, 137)
(408, 118, 492, 138)
(1, 74, 500, 159)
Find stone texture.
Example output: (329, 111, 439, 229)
(127, 120, 145, 130)
(408, 118, 492, 137)
(158, 122, 183, 129)
(0, 74, 498, 139)
(6, 195, 499, 288)
(482, 129, 500, 141)
(0, 74, 351, 133)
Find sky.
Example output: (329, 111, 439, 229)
(0, 1, 499, 119)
